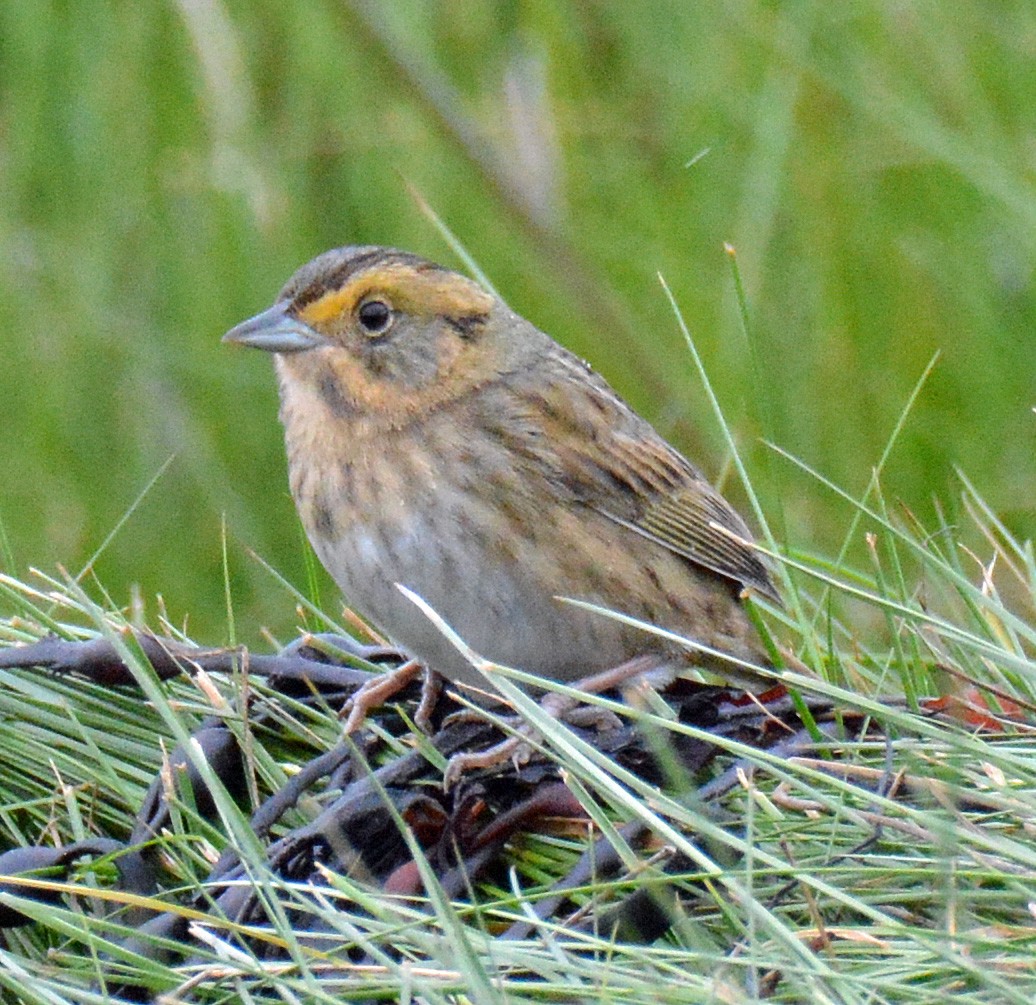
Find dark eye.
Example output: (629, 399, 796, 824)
(357, 299, 393, 336)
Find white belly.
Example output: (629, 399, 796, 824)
(311, 506, 630, 695)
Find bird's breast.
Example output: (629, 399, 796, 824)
(278, 405, 632, 687)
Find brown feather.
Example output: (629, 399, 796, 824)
(490, 348, 779, 603)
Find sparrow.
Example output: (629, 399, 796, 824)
(223, 246, 777, 702)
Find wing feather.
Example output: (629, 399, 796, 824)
(484, 351, 779, 603)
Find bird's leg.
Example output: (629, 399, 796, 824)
(286, 633, 437, 731)
(443, 655, 657, 789)
(340, 659, 425, 734)
(412, 667, 444, 734)
(536, 654, 660, 726)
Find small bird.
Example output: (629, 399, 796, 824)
(223, 246, 777, 702)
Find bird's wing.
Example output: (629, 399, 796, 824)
(488, 352, 779, 603)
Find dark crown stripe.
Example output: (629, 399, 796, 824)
(287, 247, 449, 310)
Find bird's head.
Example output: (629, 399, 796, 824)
(223, 246, 515, 420)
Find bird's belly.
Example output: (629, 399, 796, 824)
(309, 502, 634, 694)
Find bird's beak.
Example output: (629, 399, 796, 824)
(222, 304, 330, 354)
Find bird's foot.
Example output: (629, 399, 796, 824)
(443, 732, 532, 790)
(442, 656, 657, 788)
(340, 659, 432, 734)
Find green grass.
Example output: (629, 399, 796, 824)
(1, 2, 1034, 639)
(1, 5, 1035, 1000)
(0, 446, 1034, 1002)
(0, 277, 1034, 1002)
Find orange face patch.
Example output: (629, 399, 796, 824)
(295, 263, 494, 329)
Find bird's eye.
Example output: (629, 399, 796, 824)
(357, 299, 393, 336)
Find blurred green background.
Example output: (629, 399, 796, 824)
(2, 2, 1033, 642)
